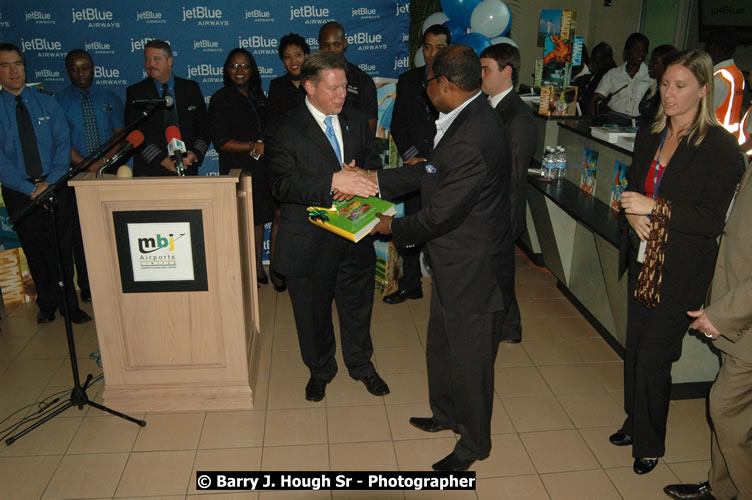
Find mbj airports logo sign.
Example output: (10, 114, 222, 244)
(128, 223, 194, 281)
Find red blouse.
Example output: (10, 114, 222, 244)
(644, 159, 667, 198)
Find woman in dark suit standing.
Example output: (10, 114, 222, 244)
(613, 50, 743, 475)
(267, 33, 309, 120)
(209, 48, 274, 285)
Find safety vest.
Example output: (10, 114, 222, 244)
(713, 64, 744, 138)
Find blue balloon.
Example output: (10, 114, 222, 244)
(441, 0, 483, 30)
(443, 20, 466, 43)
(459, 32, 492, 56)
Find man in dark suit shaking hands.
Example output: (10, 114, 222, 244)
(124, 40, 209, 176)
(480, 43, 537, 343)
(265, 51, 390, 402)
(372, 45, 512, 471)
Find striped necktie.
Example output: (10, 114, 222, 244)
(81, 89, 101, 156)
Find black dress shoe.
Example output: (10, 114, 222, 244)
(432, 452, 487, 472)
(257, 267, 269, 285)
(409, 417, 451, 433)
(633, 457, 659, 474)
(357, 372, 390, 396)
(270, 271, 286, 292)
(37, 310, 55, 324)
(501, 338, 521, 344)
(62, 308, 92, 324)
(80, 290, 92, 302)
(305, 377, 327, 402)
(664, 481, 714, 500)
(383, 287, 423, 304)
(609, 430, 633, 446)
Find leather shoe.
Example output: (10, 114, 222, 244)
(633, 457, 659, 474)
(80, 290, 92, 302)
(383, 287, 423, 304)
(62, 309, 92, 324)
(432, 452, 488, 472)
(357, 372, 390, 396)
(502, 338, 521, 344)
(37, 310, 55, 324)
(609, 430, 633, 446)
(409, 417, 451, 433)
(305, 377, 327, 402)
(664, 481, 714, 499)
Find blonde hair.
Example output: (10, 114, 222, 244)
(651, 49, 719, 146)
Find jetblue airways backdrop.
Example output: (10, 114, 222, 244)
(0, 1, 411, 174)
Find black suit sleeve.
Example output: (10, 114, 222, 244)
(667, 129, 740, 237)
(390, 143, 488, 246)
(265, 122, 335, 208)
(390, 74, 412, 158)
(185, 80, 210, 166)
(124, 82, 167, 174)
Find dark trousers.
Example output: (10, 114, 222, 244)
(427, 281, 503, 460)
(622, 258, 706, 458)
(70, 191, 90, 295)
(286, 239, 377, 382)
(397, 192, 422, 291)
(499, 248, 521, 341)
(2, 185, 79, 314)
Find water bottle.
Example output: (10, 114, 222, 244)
(542, 147, 555, 179)
(555, 147, 567, 180)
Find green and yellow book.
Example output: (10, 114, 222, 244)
(307, 196, 396, 243)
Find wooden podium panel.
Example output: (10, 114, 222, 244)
(70, 171, 260, 412)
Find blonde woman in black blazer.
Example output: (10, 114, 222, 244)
(615, 50, 743, 475)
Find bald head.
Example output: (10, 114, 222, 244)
(319, 21, 347, 59)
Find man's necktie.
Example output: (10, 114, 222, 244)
(162, 83, 179, 128)
(81, 89, 101, 156)
(15, 96, 43, 179)
(324, 116, 342, 167)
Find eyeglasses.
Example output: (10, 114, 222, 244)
(422, 74, 453, 88)
(230, 63, 250, 70)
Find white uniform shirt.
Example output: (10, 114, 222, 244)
(595, 62, 653, 117)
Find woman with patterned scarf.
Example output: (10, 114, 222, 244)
(612, 49, 743, 475)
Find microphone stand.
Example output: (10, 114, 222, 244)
(4, 103, 164, 445)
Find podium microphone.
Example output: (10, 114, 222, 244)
(166, 126, 187, 176)
(130, 96, 174, 107)
(97, 130, 145, 178)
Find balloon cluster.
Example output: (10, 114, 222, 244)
(417, 0, 515, 66)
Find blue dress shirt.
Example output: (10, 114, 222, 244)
(57, 84, 124, 157)
(0, 87, 71, 195)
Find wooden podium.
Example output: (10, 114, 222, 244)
(69, 170, 260, 412)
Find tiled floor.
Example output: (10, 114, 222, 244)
(0, 250, 713, 499)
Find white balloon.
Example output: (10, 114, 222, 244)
(422, 12, 450, 34)
(414, 49, 426, 68)
(470, 0, 511, 39)
(490, 36, 518, 48)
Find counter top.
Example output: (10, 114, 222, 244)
(557, 121, 635, 156)
(528, 177, 622, 247)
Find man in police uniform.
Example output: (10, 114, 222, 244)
(318, 21, 378, 134)
(58, 48, 125, 303)
(0, 43, 90, 324)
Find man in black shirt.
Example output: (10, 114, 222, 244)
(318, 21, 378, 134)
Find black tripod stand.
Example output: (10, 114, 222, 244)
(4, 104, 164, 445)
